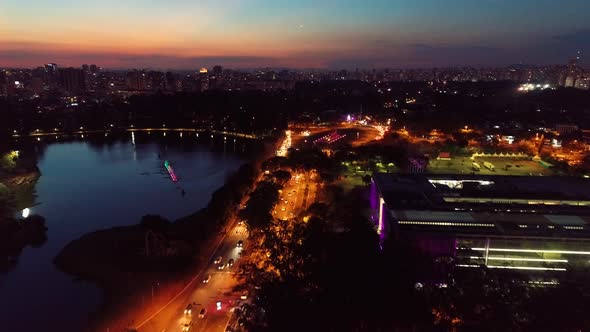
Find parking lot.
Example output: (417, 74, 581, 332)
(428, 157, 557, 176)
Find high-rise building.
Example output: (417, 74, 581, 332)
(146, 71, 165, 91)
(165, 71, 178, 92)
(30, 77, 44, 94)
(0, 70, 7, 97)
(199, 68, 209, 92)
(44, 63, 59, 88)
(126, 70, 146, 91)
(562, 51, 582, 87)
(45, 63, 58, 75)
(58, 67, 86, 94)
(212, 65, 222, 76)
(209, 65, 223, 89)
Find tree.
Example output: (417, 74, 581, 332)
(272, 170, 291, 185)
(362, 174, 372, 186)
(240, 180, 281, 229)
(261, 156, 289, 171)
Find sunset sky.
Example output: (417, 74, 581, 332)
(1, 0, 589, 69)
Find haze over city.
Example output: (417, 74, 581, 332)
(2, 0, 590, 69)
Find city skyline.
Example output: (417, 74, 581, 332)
(1, 0, 589, 69)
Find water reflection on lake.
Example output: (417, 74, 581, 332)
(0, 131, 253, 332)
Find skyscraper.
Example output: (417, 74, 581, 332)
(212, 65, 222, 76)
(562, 51, 581, 87)
(199, 68, 209, 92)
(210, 65, 223, 89)
(0, 70, 7, 97)
(58, 67, 86, 94)
(44, 63, 59, 88)
(165, 71, 178, 92)
(146, 71, 165, 91)
(45, 63, 58, 75)
(126, 70, 146, 91)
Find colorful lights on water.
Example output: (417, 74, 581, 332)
(164, 160, 178, 182)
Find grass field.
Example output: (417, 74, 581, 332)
(428, 157, 557, 176)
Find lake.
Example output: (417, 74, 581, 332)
(0, 131, 254, 331)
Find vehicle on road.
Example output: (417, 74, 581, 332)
(198, 308, 206, 318)
(237, 240, 243, 248)
(184, 304, 193, 315)
(228, 258, 234, 267)
(202, 275, 211, 283)
(241, 291, 249, 300)
(218, 262, 225, 270)
(214, 256, 223, 264)
(181, 320, 193, 331)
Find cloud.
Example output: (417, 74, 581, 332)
(2, 27, 590, 69)
(409, 43, 435, 50)
(552, 29, 590, 45)
(0, 48, 278, 69)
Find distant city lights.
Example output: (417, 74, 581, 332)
(518, 83, 553, 92)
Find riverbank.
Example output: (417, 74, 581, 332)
(0, 153, 46, 273)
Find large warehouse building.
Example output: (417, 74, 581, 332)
(371, 173, 590, 272)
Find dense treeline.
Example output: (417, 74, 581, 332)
(235, 147, 590, 331)
(4, 82, 590, 140)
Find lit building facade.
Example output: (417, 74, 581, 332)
(372, 173, 590, 273)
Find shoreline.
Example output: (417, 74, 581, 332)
(0, 158, 46, 274)
(12, 127, 259, 140)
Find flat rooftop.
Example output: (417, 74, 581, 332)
(373, 173, 590, 237)
(373, 173, 590, 213)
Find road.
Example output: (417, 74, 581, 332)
(135, 221, 248, 332)
(273, 171, 317, 222)
(136, 142, 318, 332)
